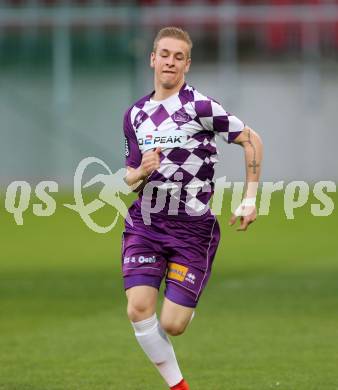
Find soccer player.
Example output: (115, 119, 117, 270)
(122, 27, 263, 389)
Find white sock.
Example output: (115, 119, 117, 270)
(132, 314, 183, 387)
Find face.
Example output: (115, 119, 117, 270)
(150, 37, 191, 90)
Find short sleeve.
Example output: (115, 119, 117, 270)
(194, 97, 245, 144)
(123, 108, 142, 168)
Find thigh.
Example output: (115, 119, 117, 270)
(126, 285, 158, 304)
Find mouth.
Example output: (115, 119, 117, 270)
(162, 70, 176, 75)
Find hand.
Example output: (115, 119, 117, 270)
(138, 147, 161, 179)
(229, 205, 257, 232)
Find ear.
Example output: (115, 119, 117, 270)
(184, 57, 191, 74)
(150, 52, 155, 68)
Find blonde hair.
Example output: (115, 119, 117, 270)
(153, 26, 193, 58)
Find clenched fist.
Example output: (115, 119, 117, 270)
(139, 147, 161, 179)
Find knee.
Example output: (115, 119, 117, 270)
(127, 299, 154, 322)
(160, 318, 187, 336)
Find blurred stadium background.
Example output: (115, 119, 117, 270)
(0, 0, 337, 184)
(1, 2, 337, 390)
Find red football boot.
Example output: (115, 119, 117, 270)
(170, 379, 190, 390)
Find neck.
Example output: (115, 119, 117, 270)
(152, 78, 185, 101)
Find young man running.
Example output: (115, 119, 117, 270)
(122, 27, 263, 389)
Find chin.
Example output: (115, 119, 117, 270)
(161, 79, 178, 89)
(162, 82, 175, 89)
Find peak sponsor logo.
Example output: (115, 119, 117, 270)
(138, 134, 188, 147)
(144, 135, 153, 145)
(167, 263, 188, 282)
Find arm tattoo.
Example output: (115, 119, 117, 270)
(242, 129, 260, 174)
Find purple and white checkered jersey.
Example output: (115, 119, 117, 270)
(123, 83, 245, 219)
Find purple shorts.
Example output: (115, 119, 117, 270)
(121, 205, 221, 308)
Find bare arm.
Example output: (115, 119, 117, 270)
(229, 126, 263, 231)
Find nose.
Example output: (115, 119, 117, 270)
(166, 55, 175, 67)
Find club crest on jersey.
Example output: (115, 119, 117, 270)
(172, 109, 191, 125)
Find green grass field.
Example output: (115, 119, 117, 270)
(1, 191, 338, 390)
